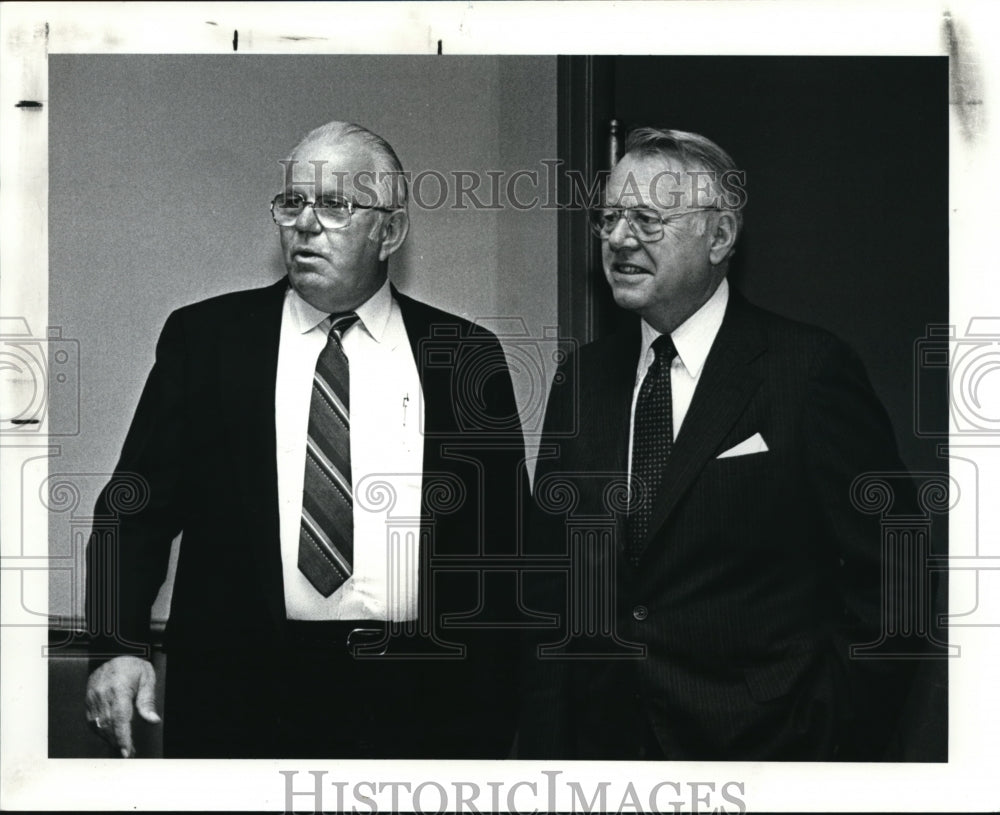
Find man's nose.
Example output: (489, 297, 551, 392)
(606, 213, 640, 251)
(294, 203, 323, 233)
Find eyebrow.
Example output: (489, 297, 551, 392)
(283, 183, 350, 195)
(600, 202, 658, 211)
(281, 190, 350, 201)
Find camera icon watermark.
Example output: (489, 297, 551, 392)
(915, 318, 1000, 436)
(0, 317, 80, 435)
(417, 318, 576, 440)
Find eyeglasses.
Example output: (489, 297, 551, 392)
(588, 206, 719, 243)
(270, 193, 399, 230)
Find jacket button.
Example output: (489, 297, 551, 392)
(632, 605, 648, 621)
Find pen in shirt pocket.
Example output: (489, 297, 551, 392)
(402, 393, 409, 427)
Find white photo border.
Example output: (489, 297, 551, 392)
(2, 1, 998, 812)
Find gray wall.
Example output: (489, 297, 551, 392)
(48, 55, 558, 621)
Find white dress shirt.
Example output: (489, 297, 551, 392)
(276, 279, 424, 620)
(627, 278, 729, 478)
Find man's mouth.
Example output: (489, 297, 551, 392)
(292, 248, 326, 261)
(611, 262, 650, 276)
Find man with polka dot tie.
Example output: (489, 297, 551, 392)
(521, 127, 920, 762)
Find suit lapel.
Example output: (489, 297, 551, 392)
(222, 277, 289, 627)
(393, 286, 440, 466)
(392, 289, 446, 620)
(641, 293, 766, 551)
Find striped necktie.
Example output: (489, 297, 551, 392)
(626, 334, 677, 565)
(298, 312, 359, 597)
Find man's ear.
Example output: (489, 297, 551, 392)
(708, 210, 739, 265)
(377, 209, 410, 262)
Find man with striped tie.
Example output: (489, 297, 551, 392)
(83, 121, 526, 758)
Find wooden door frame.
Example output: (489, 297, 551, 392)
(556, 56, 616, 347)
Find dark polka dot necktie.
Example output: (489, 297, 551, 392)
(297, 312, 359, 596)
(626, 334, 677, 565)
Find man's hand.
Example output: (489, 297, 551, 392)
(85, 656, 161, 758)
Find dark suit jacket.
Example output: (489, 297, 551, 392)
(86, 277, 527, 758)
(520, 290, 918, 761)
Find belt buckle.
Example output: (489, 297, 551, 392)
(346, 626, 387, 657)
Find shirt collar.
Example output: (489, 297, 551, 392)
(639, 277, 729, 377)
(286, 277, 394, 343)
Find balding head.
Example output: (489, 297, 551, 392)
(288, 121, 408, 210)
(276, 120, 410, 313)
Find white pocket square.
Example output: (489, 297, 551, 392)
(716, 432, 769, 459)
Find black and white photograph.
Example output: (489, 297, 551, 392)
(1, 2, 997, 812)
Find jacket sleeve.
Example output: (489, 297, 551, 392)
(802, 338, 922, 757)
(421, 324, 530, 757)
(471, 329, 530, 756)
(516, 350, 577, 758)
(86, 310, 189, 665)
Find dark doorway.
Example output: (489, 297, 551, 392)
(557, 55, 948, 477)
(555, 55, 949, 762)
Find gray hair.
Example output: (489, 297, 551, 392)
(623, 127, 744, 236)
(291, 120, 409, 210)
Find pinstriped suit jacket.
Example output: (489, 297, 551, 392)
(521, 289, 918, 760)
